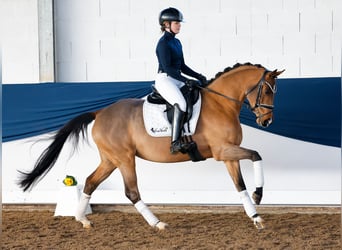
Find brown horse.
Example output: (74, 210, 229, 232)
(19, 63, 284, 230)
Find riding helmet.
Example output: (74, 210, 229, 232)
(159, 7, 183, 25)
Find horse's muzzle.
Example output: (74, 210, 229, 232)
(260, 118, 272, 128)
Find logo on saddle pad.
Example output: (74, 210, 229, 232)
(150, 126, 168, 133)
(142, 95, 201, 137)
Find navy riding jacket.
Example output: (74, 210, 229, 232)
(156, 31, 201, 83)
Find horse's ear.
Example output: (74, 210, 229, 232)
(270, 69, 285, 78)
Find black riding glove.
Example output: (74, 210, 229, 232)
(185, 79, 200, 89)
(197, 74, 207, 86)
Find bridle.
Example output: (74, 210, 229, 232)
(198, 70, 277, 113)
(245, 70, 277, 112)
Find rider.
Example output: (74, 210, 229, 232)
(155, 7, 207, 154)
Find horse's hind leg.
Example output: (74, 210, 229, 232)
(119, 159, 168, 230)
(75, 159, 117, 228)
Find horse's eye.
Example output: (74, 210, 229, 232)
(265, 88, 272, 95)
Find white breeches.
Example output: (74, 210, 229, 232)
(155, 73, 187, 112)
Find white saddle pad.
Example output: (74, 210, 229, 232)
(143, 95, 201, 137)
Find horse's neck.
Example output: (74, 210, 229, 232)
(210, 67, 264, 103)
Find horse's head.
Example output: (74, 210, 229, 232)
(246, 69, 285, 127)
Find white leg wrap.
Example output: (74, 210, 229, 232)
(75, 193, 91, 220)
(134, 200, 159, 227)
(253, 160, 264, 188)
(239, 190, 257, 218)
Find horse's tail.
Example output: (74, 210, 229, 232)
(18, 112, 96, 192)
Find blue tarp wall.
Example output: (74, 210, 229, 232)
(3, 77, 341, 147)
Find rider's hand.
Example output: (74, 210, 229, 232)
(197, 74, 207, 86)
(186, 79, 199, 88)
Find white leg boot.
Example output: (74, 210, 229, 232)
(75, 193, 92, 228)
(134, 200, 168, 230)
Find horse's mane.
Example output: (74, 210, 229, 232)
(207, 62, 264, 85)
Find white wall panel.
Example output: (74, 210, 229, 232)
(283, 33, 315, 56)
(73, 38, 100, 61)
(113, 60, 147, 81)
(251, 0, 283, 13)
(101, 38, 130, 60)
(178, 18, 205, 42)
(114, 17, 146, 39)
(332, 54, 341, 76)
(268, 11, 299, 35)
(100, 0, 130, 18)
(332, 8, 342, 33)
(297, 0, 316, 11)
(188, 0, 220, 14)
(55, 37, 72, 62)
(56, 61, 87, 82)
(315, 33, 333, 55)
(316, 0, 339, 10)
(300, 55, 333, 77)
(332, 33, 342, 55)
(72, 0, 100, 20)
(251, 35, 283, 56)
(300, 10, 332, 34)
(2, 1, 340, 82)
(52, 0, 341, 81)
(130, 38, 156, 60)
(86, 59, 116, 82)
(1, 0, 40, 83)
(220, 0, 251, 13)
(2, 61, 40, 83)
(250, 13, 268, 35)
(235, 12, 252, 36)
(221, 36, 252, 58)
(129, 0, 161, 18)
(189, 37, 221, 59)
(282, 0, 298, 11)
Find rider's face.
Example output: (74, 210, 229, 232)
(169, 21, 181, 34)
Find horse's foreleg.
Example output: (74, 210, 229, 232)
(252, 160, 264, 205)
(76, 161, 116, 228)
(120, 163, 168, 230)
(216, 143, 265, 228)
(224, 159, 264, 230)
(216, 144, 264, 204)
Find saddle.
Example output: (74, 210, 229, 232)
(147, 84, 200, 125)
(146, 84, 205, 162)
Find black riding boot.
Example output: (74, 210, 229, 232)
(170, 104, 187, 154)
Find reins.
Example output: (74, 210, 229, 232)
(197, 84, 245, 106)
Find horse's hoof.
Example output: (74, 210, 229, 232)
(252, 216, 265, 230)
(155, 221, 168, 230)
(76, 217, 93, 229)
(82, 222, 93, 229)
